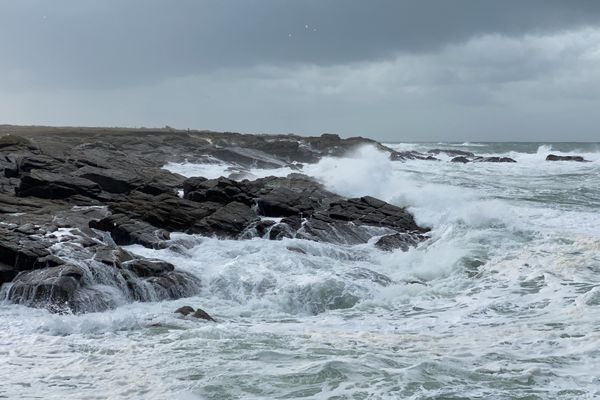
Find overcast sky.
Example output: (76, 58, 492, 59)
(1, 1, 600, 141)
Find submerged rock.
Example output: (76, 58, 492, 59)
(174, 305, 216, 321)
(6, 264, 84, 312)
(451, 156, 471, 163)
(473, 156, 517, 163)
(175, 305, 195, 316)
(451, 156, 517, 164)
(390, 150, 438, 161)
(192, 308, 216, 322)
(429, 149, 475, 158)
(375, 233, 427, 252)
(546, 154, 588, 162)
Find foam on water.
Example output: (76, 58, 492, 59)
(2, 143, 600, 399)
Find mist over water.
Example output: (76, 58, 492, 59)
(2, 143, 600, 399)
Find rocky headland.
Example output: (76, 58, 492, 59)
(0, 125, 431, 313)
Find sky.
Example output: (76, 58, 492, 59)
(1, 1, 600, 141)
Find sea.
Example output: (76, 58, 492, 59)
(1, 142, 600, 399)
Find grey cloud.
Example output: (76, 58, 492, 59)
(2, 0, 600, 89)
(1, 1, 600, 141)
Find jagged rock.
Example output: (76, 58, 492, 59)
(473, 156, 516, 163)
(92, 246, 135, 266)
(5, 154, 67, 178)
(192, 308, 216, 322)
(195, 201, 259, 237)
(429, 149, 475, 157)
(0, 134, 33, 149)
(17, 170, 102, 199)
(121, 259, 175, 278)
(390, 150, 438, 161)
(175, 305, 195, 316)
(452, 156, 517, 164)
(323, 196, 423, 231)
(74, 166, 141, 194)
(546, 154, 587, 162)
(0, 127, 432, 313)
(89, 214, 170, 249)
(375, 233, 426, 251)
(0, 227, 56, 281)
(106, 191, 222, 234)
(451, 156, 471, 163)
(5, 264, 84, 311)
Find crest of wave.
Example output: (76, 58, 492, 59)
(304, 144, 393, 199)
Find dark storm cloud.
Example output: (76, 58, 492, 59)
(2, 1, 600, 141)
(1, 0, 600, 89)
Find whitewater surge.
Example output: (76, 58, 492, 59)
(2, 142, 600, 399)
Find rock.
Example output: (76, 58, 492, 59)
(121, 259, 174, 278)
(546, 154, 587, 162)
(92, 245, 135, 266)
(5, 264, 84, 312)
(0, 126, 431, 313)
(429, 149, 475, 157)
(89, 214, 170, 249)
(0, 134, 33, 149)
(286, 246, 307, 254)
(452, 156, 517, 163)
(17, 170, 102, 199)
(390, 150, 438, 161)
(175, 305, 195, 316)
(74, 166, 140, 194)
(375, 233, 426, 251)
(256, 187, 313, 217)
(324, 196, 423, 232)
(194, 201, 259, 237)
(192, 308, 216, 322)
(12, 154, 67, 175)
(451, 156, 471, 163)
(0, 227, 55, 278)
(473, 156, 516, 163)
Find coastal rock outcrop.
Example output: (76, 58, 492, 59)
(546, 154, 588, 162)
(451, 156, 517, 163)
(1, 127, 430, 313)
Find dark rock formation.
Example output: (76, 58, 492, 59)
(429, 149, 475, 158)
(192, 308, 216, 322)
(375, 233, 428, 252)
(451, 156, 517, 163)
(174, 305, 216, 321)
(0, 126, 430, 312)
(390, 151, 438, 161)
(451, 156, 471, 163)
(546, 154, 588, 162)
(89, 214, 170, 249)
(175, 305, 195, 316)
(6, 264, 85, 312)
(17, 170, 102, 199)
(474, 156, 517, 163)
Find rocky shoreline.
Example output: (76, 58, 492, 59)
(1, 126, 432, 313)
(2, 126, 592, 314)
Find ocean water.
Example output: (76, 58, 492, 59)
(2, 142, 600, 399)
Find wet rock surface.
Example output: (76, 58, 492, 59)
(0, 126, 430, 312)
(546, 154, 588, 162)
(451, 156, 517, 163)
